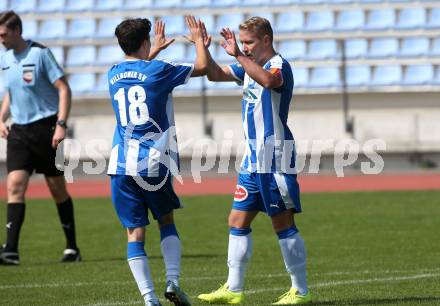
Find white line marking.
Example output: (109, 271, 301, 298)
(0, 269, 439, 292)
(83, 272, 440, 306)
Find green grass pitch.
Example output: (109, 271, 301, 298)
(0, 191, 439, 305)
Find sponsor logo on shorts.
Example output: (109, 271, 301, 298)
(234, 185, 248, 202)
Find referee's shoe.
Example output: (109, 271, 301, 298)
(61, 248, 82, 263)
(0, 244, 20, 265)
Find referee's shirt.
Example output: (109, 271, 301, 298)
(1, 40, 64, 125)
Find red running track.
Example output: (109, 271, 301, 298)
(0, 173, 439, 199)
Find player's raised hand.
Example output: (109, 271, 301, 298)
(153, 20, 175, 50)
(220, 27, 240, 57)
(184, 18, 211, 48)
(185, 16, 204, 44)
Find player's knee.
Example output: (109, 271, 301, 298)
(271, 211, 295, 232)
(228, 213, 251, 228)
(7, 180, 26, 200)
(159, 213, 174, 225)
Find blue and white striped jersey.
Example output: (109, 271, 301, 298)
(229, 54, 296, 173)
(107, 59, 193, 176)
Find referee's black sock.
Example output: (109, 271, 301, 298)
(5, 203, 26, 252)
(56, 197, 78, 250)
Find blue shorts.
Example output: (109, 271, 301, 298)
(232, 171, 301, 216)
(110, 175, 182, 228)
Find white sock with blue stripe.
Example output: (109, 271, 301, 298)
(160, 224, 181, 287)
(127, 241, 159, 304)
(227, 227, 253, 292)
(277, 227, 308, 296)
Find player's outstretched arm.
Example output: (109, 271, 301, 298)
(148, 20, 175, 60)
(185, 16, 208, 77)
(220, 28, 282, 89)
(185, 21, 236, 81)
(0, 92, 11, 138)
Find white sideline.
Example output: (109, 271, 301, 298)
(0, 268, 439, 291)
(86, 272, 440, 306)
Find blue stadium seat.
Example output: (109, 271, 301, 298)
(65, 0, 94, 11)
(95, 0, 123, 10)
(216, 81, 240, 90)
(157, 43, 186, 62)
(176, 77, 203, 91)
(97, 73, 109, 93)
(66, 46, 96, 66)
(431, 37, 440, 56)
(216, 13, 244, 32)
(427, 8, 440, 28)
(307, 39, 338, 60)
(344, 39, 368, 59)
(96, 45, 123, 65)
(399, 37, 430, 57)
(183, 0, 210, 7)
(345, 65, 370, 87)
(302, 0, 323, 4)
(67, 19, 96, 39)
(10, 0, 36, 13)
(309, 67, 340, 87)
(368, 38, 399, 58)
(272, 0, 300, 3)
(293, 67, 308, 88)
(160, 15, 185, 35)
(246, 13, 274, 25)
(185, 43, 215, 62)
(402, 65, 434, 85)
(214, 43, 235, 63)
(0, 0, 7, 10)
(49, 46, 64, 66)
(275, 12, 304, 32)
(195, 14, 215, 33)
(278, 40, 306, 61)
(396, 8, 426, 29)
(96, 18, 123, 38)
(22, 20, 38, 39)
(153, 0, 182, 8)
(211, 0, 240, 7)
(371, 65, 402, 86)
(305, 11, 334, 32)
(39, 20, 67, 39)
(336, 10, 364, 31)
(69, 73, 96, 93)
(365, 9, 396, 30)
(242, 0, 270, 5)
(329, 0, 353, 3)
(434, 66, 440, 85)
(38, 0, 65, 12)
(124, 0, 153, 9)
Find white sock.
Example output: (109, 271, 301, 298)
(227, 231, 253, 292)
(128, 256, 159, 303)
(278, 233, 308, 295)
(160, 235, 181, 286)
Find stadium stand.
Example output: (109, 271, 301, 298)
(0, 0, 439, 164)
(39, 19, 66, 40)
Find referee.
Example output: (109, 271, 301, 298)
(0, 11, 80, 265)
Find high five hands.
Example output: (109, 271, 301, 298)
(184, 16, 211, 48)
(220, 27, 241, 57)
